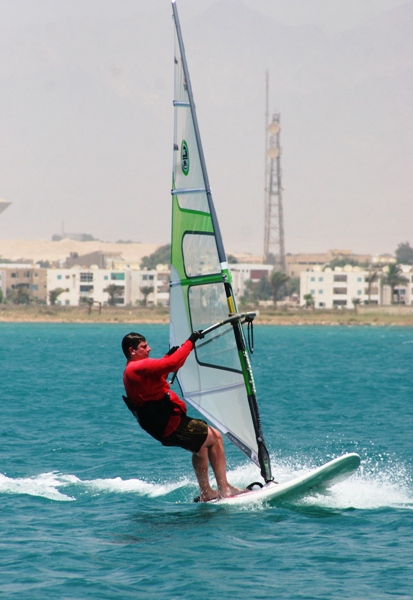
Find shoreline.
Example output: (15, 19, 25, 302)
(1, 306, 413, 327)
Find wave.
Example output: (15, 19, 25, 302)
(1, 453, 412, 509)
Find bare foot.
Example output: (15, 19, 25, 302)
(197, 485, 219, 502)
(199, 491, 219, 502)
(218, 485, 246, 499)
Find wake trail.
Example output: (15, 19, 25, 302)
(1, 453, 412, 509)
(0, 471, 192, 502)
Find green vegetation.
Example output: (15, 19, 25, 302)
(49, 288, 66, 305)
(141, 244, 171, 269)
(241, 276, 272, 304)
(264, 253, 276, 265)
(284, 276, 300, 298)
(269, 271, 290, 302)
(9, 284, 32, 305)
(382, 264, 409, 304)
(325, 257, 368, 270)
(139, 286, 154, 306)
(352, 297, 361, 314)
(303, 293, 314, 308)
(241, 271, 296, 306)
(395, 242, 413, 265)
(365, 269, 380, 304)
(104, 284, 124, 306)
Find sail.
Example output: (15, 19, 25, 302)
(169, 1, 272, 482)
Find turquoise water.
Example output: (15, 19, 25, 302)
(1, 323, 412, 599)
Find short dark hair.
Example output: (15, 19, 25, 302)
(121, 332, 146, 359)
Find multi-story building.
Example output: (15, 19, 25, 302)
(286, 250, 372, 278)
(47, 267, 169, 306)
(129, 268, 169, 307)
(300, 267, 413, 308)
(47, 263, 277, 307)
(1, 265, 48, 303)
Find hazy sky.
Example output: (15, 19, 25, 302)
(0, 0, 411, 256)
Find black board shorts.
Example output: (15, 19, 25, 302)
(161, 416, 209, 453)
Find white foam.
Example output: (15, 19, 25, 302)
(1, 454, 411, 510)
(302, 474, 413, 511)
(82, 475, 191, 497)
(0, 472, 76, 502)
(222, 454, 413, 511)
(0, 471, 192, 502)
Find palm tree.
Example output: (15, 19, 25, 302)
(269, 271, 290, 304)
(104, 284, 123, 306)
(13, 284, 32, 305)
(352, 297, 361, 314)
(365, 269, 380, 304)
(140, 285, 154, 306)
(49, 287, 66, 305)
(382, 264, 408, 304)
(303, 293, 314, 309)
(80, 296, 94, 313)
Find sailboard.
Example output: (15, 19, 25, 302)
(169, 1, 360, 502)
(207, 453, 361, 506)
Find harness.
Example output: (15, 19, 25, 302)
(122, 394, 178, 441)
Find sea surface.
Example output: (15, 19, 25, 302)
(1, 323, 412, 599)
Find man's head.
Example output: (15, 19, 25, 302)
(122, 332, 148, 359)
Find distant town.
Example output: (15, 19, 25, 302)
(0, 236, 413, 310)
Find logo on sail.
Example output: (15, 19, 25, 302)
(181, 140, 190, 175)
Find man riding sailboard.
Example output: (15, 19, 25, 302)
(122, 331, 245, 502)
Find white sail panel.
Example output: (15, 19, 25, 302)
(173, 36, 209, 212)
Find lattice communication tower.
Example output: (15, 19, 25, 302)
(264, 77, 286, 273)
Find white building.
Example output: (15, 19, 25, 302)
(47, 267, 169, 306)
(230, 263, 274, 299)
(300, 268, 371, 308)
(300, 266, 413, 308)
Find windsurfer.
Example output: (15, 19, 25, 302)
(122, 331, 243, 502)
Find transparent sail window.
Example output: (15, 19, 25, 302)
(182, 233, 220, 278)
(174, 189, 210, 213)
(188, 283, 241, 373)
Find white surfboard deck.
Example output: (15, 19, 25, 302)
(205, 453, 361, 506)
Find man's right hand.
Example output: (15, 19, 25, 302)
(188, 330, 204, 344)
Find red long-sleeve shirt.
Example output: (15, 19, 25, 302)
(123, 340, 193, 437)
